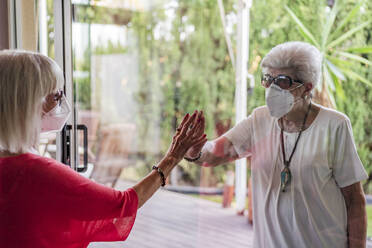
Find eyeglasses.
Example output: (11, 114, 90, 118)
(53, 90, 64, 106)
(42, 90, 65, 115)
(261, 74, 303, 90)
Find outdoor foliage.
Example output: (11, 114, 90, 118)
(70, 0, 372, 190)
(285, 0, 372, 107)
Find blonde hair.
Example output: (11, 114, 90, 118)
(261, 41, 322, 88)
(0, 50, 64, 153)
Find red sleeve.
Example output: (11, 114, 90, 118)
(28, 155, 138, 243)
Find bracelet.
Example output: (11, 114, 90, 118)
(152, 165, 166, 187)
(184, 152, 202, 162)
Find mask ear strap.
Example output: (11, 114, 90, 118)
(300, 92, 311, 101)
(304, 83, 314, 99)
(309, 92, 313, 99)
(300, 84, 313, 100)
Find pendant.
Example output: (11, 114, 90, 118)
(280, 166, 291, 192)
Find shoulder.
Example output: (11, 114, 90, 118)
(249, 106, 274, 126)
(318, 105, 351, 126)
(252, 105, 270, 116)
(250, 105, 272, 120)
(231, 106, 271, 127)
(21, 153, 75, 178)
(23, 153, 64, 167)
(229, 106, 273, 132)
(23, 154, 88, 191)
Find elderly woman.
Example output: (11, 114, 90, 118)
(0, 50, 207, 247)
(185, 41, 368, 248)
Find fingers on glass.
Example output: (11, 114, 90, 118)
(176, 113, 190, 133)
(180, 113, 190, 125)
(192, 134, 207, 146)
(177, 110, 205, 145)
(180, 112, 197, 136)
(190, 111, 205, 137)
(190, 111, 202, 131)
(193, 111, 200, 125)
(190, 120, 202, 137)
(195, 114, 205, 136)
(186, 112, 198, 134)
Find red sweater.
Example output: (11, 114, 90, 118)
(0, 153, 138, 247)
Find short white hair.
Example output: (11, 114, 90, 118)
(261, 41, 322, 88)
(0, 50, 64, 153)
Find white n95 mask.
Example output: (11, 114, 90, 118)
(41, 94, 71, 133)
(265, 84, 302, 118)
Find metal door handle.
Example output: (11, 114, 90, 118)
(77, 124, 88, 173)
(61, 124, 88, 173)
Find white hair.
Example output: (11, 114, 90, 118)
(0, 50, 64, 153)
(261, 41, 322, 88)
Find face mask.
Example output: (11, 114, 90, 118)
(265, 84, 303, 118)
(41, 94, 71, 133)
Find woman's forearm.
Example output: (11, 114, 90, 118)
(132, 156, 177, 209)
(195, 138, 239, 167)
(195, 149, 234, 167)
(347, 197, 367, 248)
(133, 111, 207, 209)
(341, 182, 367, 248)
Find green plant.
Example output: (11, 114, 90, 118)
(285, 0, 372, 107)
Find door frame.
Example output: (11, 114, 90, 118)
(53, 0, 77, 166)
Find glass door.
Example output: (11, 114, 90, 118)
(70, 0, 238, 184)
(69, 1, 251, 247)
(71, 0, 177, 183)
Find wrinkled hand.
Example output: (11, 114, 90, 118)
(166, 110, 207, 163)
(185, 111, 206, 159)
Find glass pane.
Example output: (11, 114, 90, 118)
(71, 1, 248, 247)
(37, 0, 58, 159)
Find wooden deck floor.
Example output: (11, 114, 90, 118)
(89, 180, 253, 248)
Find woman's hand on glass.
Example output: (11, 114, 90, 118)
(185, 111, 206, 160)
(166, 110, 207, 163)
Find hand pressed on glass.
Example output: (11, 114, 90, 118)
(167, 110, 207, 163)
(184, 111, 206, 160)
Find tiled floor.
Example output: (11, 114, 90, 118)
(89, 181, 253, 248)
(89, 180, 372, 248)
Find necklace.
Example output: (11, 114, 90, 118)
(280, 102, 312, 192)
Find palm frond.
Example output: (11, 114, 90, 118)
(344, 46, 372, 54)
(327, 20, 371, 49)
(323, 63, 335, 91)
(321, 1, 338, 50)
(285, 6, 320, 47)
(327, 55, 354, 68)
(330, 69, 346, 101)
(325, 58, 346, 81)
(329, 1, 363, 40)
(343, 69, 372, 87)
(336, 51, 372, 66)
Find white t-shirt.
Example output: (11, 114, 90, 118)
(223, 105, 368, 248)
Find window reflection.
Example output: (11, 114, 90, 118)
(37, 0, 57, 159)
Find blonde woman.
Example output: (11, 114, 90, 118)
(0, 50, 207, 247)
